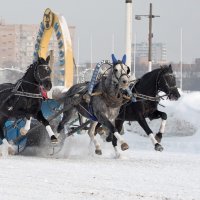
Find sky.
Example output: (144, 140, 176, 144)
(0, 0, 199, 64)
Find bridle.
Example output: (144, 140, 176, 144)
(156, 68, 178, 97)
(98, 62, 130, 107)
(12, 62, 51, 99)
(112, 62, 130, 84)
(34, 64, 51, 84)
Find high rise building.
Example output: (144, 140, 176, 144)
(132, 42, 167, 65)
(0, 21, 75, 70)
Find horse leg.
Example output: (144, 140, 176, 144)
(115, 119, 125, 135)
(153, 111, 167, 143)
(108, 119, 125, 157)
(96, 121, 125, 157)
(0, 117, 15, 155)
(88, 121, 102, 155)
(57, 107, 75, 133)
(94, 123, 108, 142)
(20, 117, 32, 136)
(95, 111, 129, 152)
(137, 117, 164, 152)
(111, 135, 121, 158)
(36, 110, 58, 144)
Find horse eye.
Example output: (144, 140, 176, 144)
(114, 69, 118, 73)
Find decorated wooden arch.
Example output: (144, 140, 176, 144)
(33, 8, 73, 88)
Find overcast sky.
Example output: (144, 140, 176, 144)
(0, 0, 199, 64)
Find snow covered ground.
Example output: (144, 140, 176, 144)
(1, 91, 200, 200)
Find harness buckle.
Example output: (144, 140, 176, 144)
(8, 106, 13, 111)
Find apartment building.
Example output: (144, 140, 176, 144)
(0, 21, 75, 70)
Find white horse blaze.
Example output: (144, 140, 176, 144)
(114, 132, 126, 145)
(149, 133, 158, 145)
(159, 120, 166, 134)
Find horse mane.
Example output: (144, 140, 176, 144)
(133, 65, 171, 90)
(20, 57, 46, 80)
(18, 63, 36, 82)
(140, 65, 171, 81)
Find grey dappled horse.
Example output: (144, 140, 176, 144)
(57, 55, 131, 157)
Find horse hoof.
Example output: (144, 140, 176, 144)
(95, 149, 102, 155)
(51, 135, 58, 144)
(155, 132, 162, 143)
(155, 143, 164, 152)
(20, 128, 28, 136)
(8, 146, 15, 155)
(121, 143, 129, 151)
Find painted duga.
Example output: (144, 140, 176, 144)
(57, 54, 131, 157)
(97, 64, 181, 152)
(0, 55, 58, 155)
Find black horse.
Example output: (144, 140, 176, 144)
(97, 65, 180, 152)
(0, 55, 57, 154)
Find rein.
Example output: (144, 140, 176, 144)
(113, 62, 130, 82)
(14, 91, 43, 99)
(34, 64, 51, 83)
(0, 62, 47, 100)
(131, 68, 174, 102)
(123, 92, 162, 102)
(12, 79, 42, 99)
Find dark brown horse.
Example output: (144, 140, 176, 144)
(96, 65, 180, 152)
(0, 55, 58, 155)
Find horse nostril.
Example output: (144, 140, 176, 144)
(123, 80, 127, 84)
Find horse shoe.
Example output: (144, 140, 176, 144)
(121, 142, 129, 151)
(95, 149, 102, 155)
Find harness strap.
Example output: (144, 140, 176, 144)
(12, 80, 22, 92)
(133, 93, 160, 101)
(14, 91, 43, 99)
(88, 105, 98, 121)
(78, 103, 98, 121)
(21, 80, 40, 87)
(131, 78, 168, 102)
(0, 85, 22, 110)
(91, 91, 102, 96)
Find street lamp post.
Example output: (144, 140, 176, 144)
(135, 3, 160, 72)
(125, 0, 133, 74)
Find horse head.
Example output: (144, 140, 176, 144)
(157, 64, 180, 100)
(34, 54, 52, 91)
(111, 54, 130, 89)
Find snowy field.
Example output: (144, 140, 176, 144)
(1, 91, 200, 200)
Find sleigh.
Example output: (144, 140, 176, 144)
(3, 58, 133, 156)
(4, 87, 91, 155)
